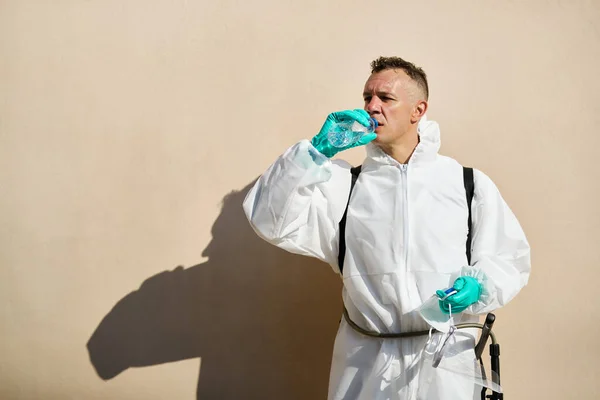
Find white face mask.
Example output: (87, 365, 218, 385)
(417, 293, 504, 396)
(417, 295, 463, 333)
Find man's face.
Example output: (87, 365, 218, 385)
(363, 69, 421, 146)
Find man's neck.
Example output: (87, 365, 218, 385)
(379, 131, 420, 165)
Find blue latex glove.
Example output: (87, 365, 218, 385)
(310, 109, 377, 158)
(437, 276, 482, 314)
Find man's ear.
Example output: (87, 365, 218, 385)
(411, 100, 428, 123)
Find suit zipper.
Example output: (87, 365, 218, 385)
(400, 164, 409, 269)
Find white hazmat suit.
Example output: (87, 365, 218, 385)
(243, 117, 530, 399)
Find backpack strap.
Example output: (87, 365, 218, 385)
(463, 167, 475, 265)
(337, 165, 362, 273)
(338, 165, 475, 272)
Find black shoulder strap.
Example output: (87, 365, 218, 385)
(338, 165, 361, 273)
(463, 167, 475, 265)
(338, 165, 475, 273)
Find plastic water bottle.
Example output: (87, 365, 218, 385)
(327, 118, 378, 148)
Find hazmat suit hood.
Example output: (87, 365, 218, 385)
(365, 115, 441, 166)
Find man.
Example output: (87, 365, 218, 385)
(243, 57, 530, 399)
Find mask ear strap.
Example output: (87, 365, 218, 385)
(431, 304, 458, 368)
(425, 327, 433, 346)
(424, 327, 436, 355)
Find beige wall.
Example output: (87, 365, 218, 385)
(1, 1, 599, 399)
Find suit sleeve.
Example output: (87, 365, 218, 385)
(243, 140, 352, 272)
(459, 169, 531, 314)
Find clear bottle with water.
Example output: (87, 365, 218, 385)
(327, 118, 378, 148)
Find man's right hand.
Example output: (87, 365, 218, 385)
(310, 109, 376, 158)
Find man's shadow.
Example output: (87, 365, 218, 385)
(87, 182, 343, 399)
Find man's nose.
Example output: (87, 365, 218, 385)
(365, 98, 382, 114)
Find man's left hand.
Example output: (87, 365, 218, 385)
(437, 276, 482, 314)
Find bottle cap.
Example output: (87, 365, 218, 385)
(370, 118, 379, 129)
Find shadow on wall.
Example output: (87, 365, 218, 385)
(87, 181, 343, 399)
